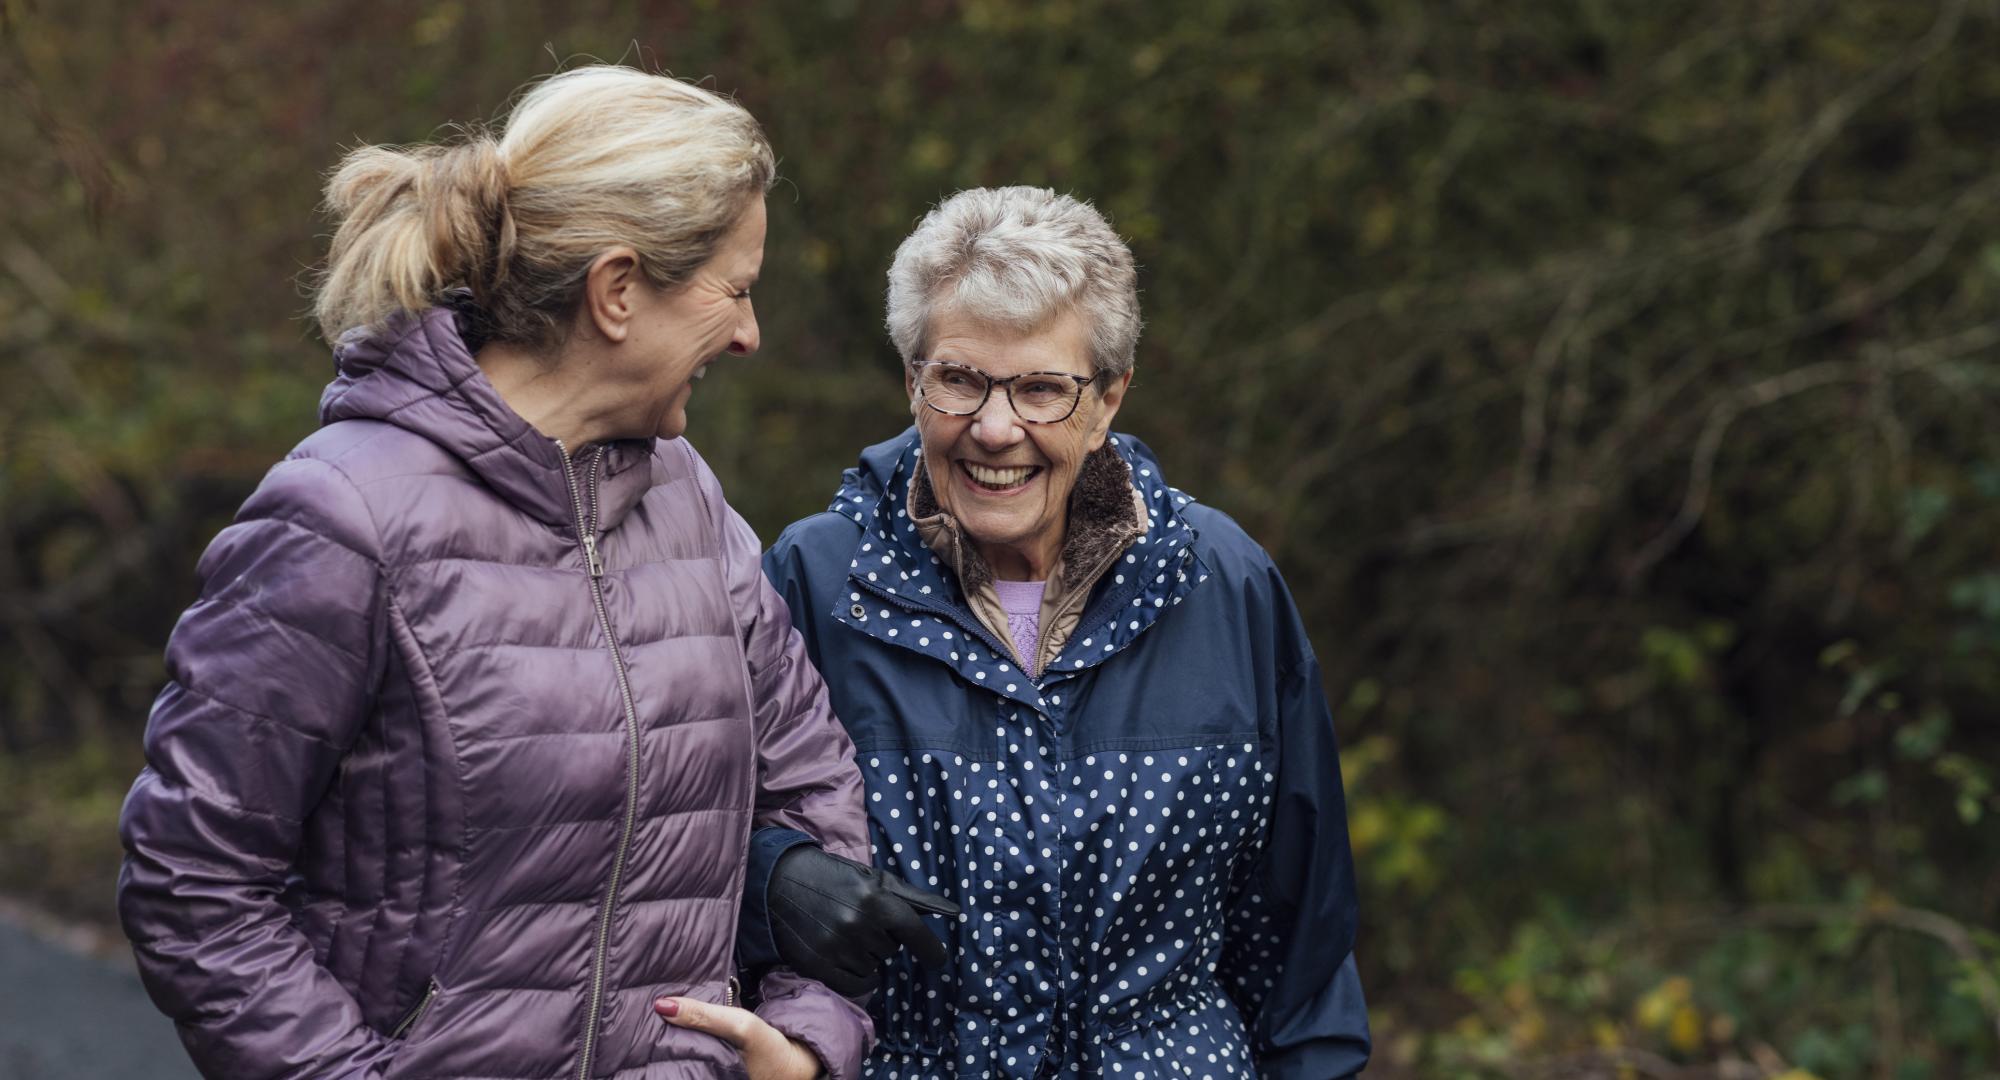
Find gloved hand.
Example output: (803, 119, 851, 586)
(767, 845, 961, 995)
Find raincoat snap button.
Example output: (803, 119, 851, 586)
(851, 604, 867, 619)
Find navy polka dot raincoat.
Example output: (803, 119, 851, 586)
(751, 429, 1369, 1079)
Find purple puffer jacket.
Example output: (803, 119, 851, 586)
(117, 305, 872, 1080)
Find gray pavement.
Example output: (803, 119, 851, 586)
(0, 915, 197, 1080)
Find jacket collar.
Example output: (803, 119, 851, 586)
(829, 427, 1208, 707)
(318, 303, 653, 533)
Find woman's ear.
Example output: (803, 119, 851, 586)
(582, 246, 645, 344)
(1085, 370, 1133, 451)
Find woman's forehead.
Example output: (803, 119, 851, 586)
(926, 309, 1091, 374)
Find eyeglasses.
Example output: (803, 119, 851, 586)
(914, 360, 1100, 424)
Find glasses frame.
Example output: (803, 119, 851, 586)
(913, 360, 1101, 424)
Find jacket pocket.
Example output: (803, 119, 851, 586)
(389, 977, 441, 1040)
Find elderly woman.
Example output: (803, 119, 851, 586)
(118, 67, 878, 1080)
(758, 187, 1370, 1078)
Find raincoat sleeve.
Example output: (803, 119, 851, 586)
(116, 455, 397, 1079)
(736, 825, 819, 970)
(1216, 574, 1371, 1079)
(715, 488, 874, 1080)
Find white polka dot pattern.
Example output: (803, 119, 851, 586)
(858, 736, 1276, 1079)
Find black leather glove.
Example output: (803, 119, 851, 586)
(767, 845, 961, 995)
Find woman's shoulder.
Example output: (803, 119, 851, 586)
(237, 420, 452, 556)
(645, 436, 767, 525)
(293, 417, 470, 490)
(1176, 500, 1288, 589)
(255, 418, 518, 562)
(766, 511, 865, 579)
(1114, 433, 1283, 585)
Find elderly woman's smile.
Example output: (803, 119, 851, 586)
(912, 309, 1128, 581)
(959, 461, 1039, 491)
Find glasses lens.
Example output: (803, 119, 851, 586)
(919, 364, 988, 413)
(1011, 375, 1081, 422)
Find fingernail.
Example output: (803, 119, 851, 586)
(654, 998, 678, 1018)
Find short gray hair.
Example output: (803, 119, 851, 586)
(885, 186, 1141, 378)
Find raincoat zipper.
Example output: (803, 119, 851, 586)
(558, 442, 645, 1080)
(390, 978, 440, 1039)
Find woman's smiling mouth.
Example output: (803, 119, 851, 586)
(960, 460, 1041, 492)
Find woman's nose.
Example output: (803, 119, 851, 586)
(727, 308, 760, 356)
(969, 390, 1024, 448)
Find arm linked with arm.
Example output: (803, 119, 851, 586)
(715, 492, 875, 1080)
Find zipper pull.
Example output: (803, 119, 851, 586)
(390, 978, 441, 1039)
(582, 533, 604, 578)
(726, 975, 741, 1009)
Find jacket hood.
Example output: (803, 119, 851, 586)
(318, 304, 652, 531)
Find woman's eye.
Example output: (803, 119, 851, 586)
(1018, 379, 1064, 399)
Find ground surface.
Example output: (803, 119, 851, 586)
(0, 909, 197, 1079)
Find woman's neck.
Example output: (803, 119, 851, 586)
(976, 525, 1064, 582)
(476, 341, 621, 451)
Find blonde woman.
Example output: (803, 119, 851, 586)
(118, 67, 872, 1079)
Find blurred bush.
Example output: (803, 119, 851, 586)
(3, 0, 1998, 1074)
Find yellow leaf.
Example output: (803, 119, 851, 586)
(1633, 976, 1690, 1028)
(1667, 1003, 1702, 1053)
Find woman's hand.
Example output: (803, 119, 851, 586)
(655, 997, 823, 1080)
(767, 845, 961, 994)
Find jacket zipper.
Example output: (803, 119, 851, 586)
(558, 442, 645, 1080)
(726, 974, 741, 1009)
(390, 978, 440, 1039)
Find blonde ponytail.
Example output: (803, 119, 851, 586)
(313, 66, 774, 345)
(315, 138, 510, 339)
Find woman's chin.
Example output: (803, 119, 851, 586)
(654, 395, 692, 440)
(961, 509, 1047, 555)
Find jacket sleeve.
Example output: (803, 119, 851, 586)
(116, 455, 397, 1080)
(1216, 582, 1371, 1078)
(715, 494, 873, 1080)
(735, 825, 818, 970)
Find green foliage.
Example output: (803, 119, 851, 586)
(0, 740, 142, 919)
(4, 0, 1999, 1074)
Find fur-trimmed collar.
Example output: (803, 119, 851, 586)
(907, 442, 1141, 595)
